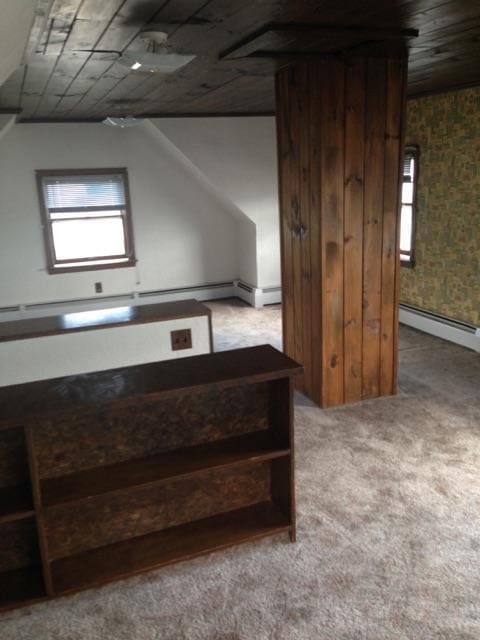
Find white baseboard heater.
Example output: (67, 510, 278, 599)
(399, 303, 480, 353)
(0, 279, 283, 323)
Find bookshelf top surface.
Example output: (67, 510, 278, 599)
(0, 345, 302, 428)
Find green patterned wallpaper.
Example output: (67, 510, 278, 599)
(401, 86, 480, 326)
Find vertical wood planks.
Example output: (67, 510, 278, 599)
(381, 58, 407, 395)
(344, 58, 366, 404)
(276, 56, 405, 407)
(298, 64, 313, 397)
(275, 70, 295, 366)
(290, 66, 305, 391)
(392, 59, 408, 393)
(320, 59, 345, 407)
(362, 58, 387, 400)
(308, 66, 323, 405)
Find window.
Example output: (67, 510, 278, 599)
(36, 168, 136, 273)
(400, 146, 418, 267)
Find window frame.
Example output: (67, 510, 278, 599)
(36, 167, 136, 275)
(400, 145, 419, 269)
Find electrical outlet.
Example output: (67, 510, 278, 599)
(95, 282, 102, 293)
(171, 328, 192, 351)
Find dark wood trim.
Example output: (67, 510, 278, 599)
(0, 299, 211, 343)
(220, 22, 418, 60)
(36, 167, 129, 177)
(25, 427, 54, 597)
(400, 258, 415, 269)
(54, 253, 131, 264)
(49, 207, 126, 214)
(207, 307, 214, 352)
(20, 118, 105, 124)
(35, 167, 136, 274)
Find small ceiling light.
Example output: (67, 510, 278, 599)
(118, 30, 196, 74)
(102, 117, 144, 128)
(119, 51, 196, 74)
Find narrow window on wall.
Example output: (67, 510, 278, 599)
(400, 146, 418, 267)
(36, 168, 136, 274)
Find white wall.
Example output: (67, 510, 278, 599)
(0, 121, 247, 308)
(143, 120, 257, 287)
(0, 315, 212, 386)
(152, 117, 280, 289)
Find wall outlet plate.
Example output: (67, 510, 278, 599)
(171, 328, 192, 351)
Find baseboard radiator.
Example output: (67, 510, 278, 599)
(399, 303, 480, 352)
(0, 280, 282, 322)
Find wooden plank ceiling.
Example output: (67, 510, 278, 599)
(0, 0, 479, 122)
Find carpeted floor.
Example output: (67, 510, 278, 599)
(2, 299, 480, 639)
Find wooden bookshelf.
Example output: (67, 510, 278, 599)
(51, 502, 290, 594)
(0, 566, 46, 611)
(0, 484, 34, 524)
(0, 345, 301, 611)
(42, 431, 290, 508)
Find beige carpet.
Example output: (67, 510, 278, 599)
(3, 299, 480, 639)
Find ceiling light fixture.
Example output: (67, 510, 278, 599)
(102, 117, 144, 128)
(119, 51, 196, 73)
(118, 30, 196, 74)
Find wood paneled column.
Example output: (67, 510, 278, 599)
(276, 57, 407, 407)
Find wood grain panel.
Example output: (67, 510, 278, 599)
(343, 58, 366, 404)
(298, 65, 312, 397)
(0, 428, 29, 488)
(308, 65, 323, 405)
(33, 383, 270, 479)
(50, 502, 290, 595)
(320, 59, 345, 407)
(290, 66, 305, 391)
(276, 68, 295, 366)
(276, 56, 405, 407)
(45, 463, 271, 559)
(380, 58, 406, 395)
(0, 519, 40, 573)
(362, 58, 387, 400)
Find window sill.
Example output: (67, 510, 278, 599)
(47, 259, 137, 275)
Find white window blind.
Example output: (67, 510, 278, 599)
(43, 174, 126, 211)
